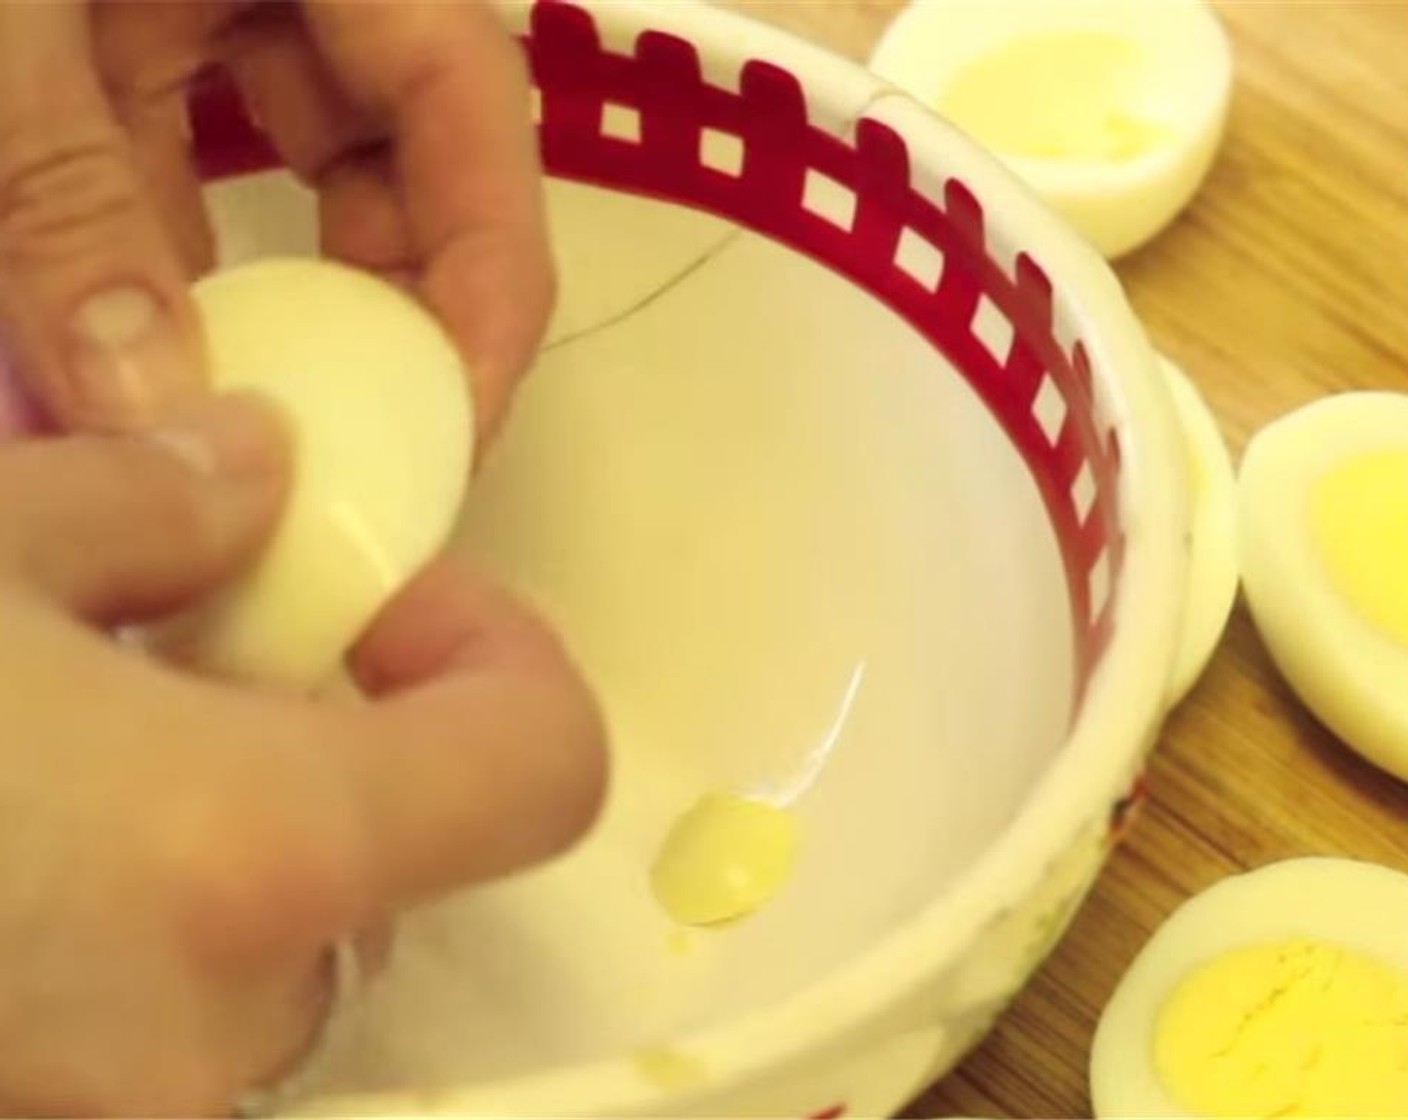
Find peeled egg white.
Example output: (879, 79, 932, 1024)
(1238, 392, 1408, 784)
(1090, 857, 1408, 1117)
(869, 0, 1232, 258)
(1161, 356, 1237, 704)
(160, 257, 474, 689)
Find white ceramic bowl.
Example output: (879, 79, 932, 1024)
(188, 1, 1198, 1115)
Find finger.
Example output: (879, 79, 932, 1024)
(0, 2, 207, 431)
(0, 392, 288, 623)
(304, 1, 555, 438)
(119, 96, 216, 278)
(196, 942, 333, 1117)
(353, 921, 395, 978)
(221, 17, 420, 286)
(93, 0, 227, 94)
(341, 558, 607, 908)
(92, 0, 229, 277)
(219, 11, 420, 283)
(0, 340, 55, 439)
(318, 147, 419, 278)
(219, 3, 379, 184)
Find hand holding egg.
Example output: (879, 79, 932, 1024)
(0, 2, 552, 438)
(151, 258, 474, 689)
(0, 376, 604, 1114)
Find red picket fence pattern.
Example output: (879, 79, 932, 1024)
(184, 5, 1136, 1113)
(188, 0, 1125, 694)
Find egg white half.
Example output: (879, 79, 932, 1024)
(1239, 392, 1408, 784)
(869, 0, 1232, 258)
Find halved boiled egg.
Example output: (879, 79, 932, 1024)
(1239, 392, 1408, 783)
(869, 0, 1233, 258)
(1091, 857, 1408, 1117)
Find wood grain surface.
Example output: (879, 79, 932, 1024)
(714, 2, 1408, 1116)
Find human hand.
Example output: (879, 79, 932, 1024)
(0, 395, 603, 1115)
(0, 0, 551, 437)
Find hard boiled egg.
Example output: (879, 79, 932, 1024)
(155, 258, 474, 689)
(1091, 857, 1408, 1117)
(869, 0, 1233, 258)
(1239, 392, 1408, 783)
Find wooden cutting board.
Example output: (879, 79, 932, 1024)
(716, 2, 1408, 1115)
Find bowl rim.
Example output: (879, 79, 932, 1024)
(285, 1, 1191, 1113)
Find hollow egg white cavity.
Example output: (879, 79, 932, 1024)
(1161, 356, 1237, 704)
(869, 0, 1232, 258)
(1091, 857, 1408, 1118)
(154, 257, 474, 690)
(1238, 392, 1408, 784)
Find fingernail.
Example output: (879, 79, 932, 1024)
(67, 284, 189, 430)
(143, 391, 289, 483)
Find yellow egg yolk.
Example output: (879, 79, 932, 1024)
(632, 1045, 708, 1090)
(937, 31, 1169, 163)
(1312, 448, 1408, 647)
(650, 793, 798, 926)
(1154, 937, 1408, 1117)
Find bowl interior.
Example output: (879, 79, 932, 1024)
(190, 0, 1129, 1103)
(204, 168, 1074, 1092)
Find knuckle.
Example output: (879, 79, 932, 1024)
(499, 26, 534, 95)
(534, 246, 559, 333)
(0, 122, 144, 268)
(109, 1065, 232, 1120)
(86, 441, 231, 577)
(120, 438, 251, 576)
(547, 684, 608, 848)
(516, 659, 608, 862)
(143, 463, 228, 568)
(494, 604, 609, 854)
(156, 784, 364, 968)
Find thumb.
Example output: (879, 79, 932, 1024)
(0, 393, 290, 624)
(0, 1, 203, 432)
